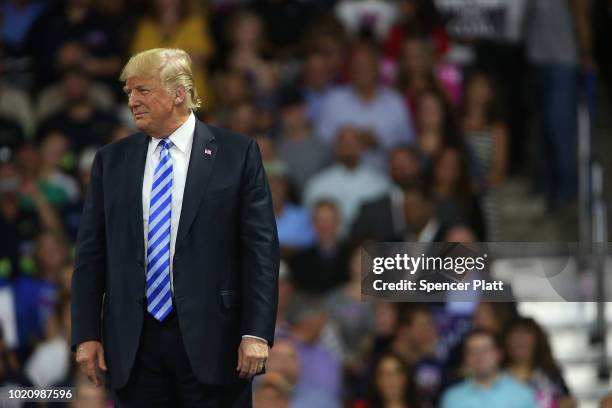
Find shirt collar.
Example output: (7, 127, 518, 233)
(153, 111, 195, 153)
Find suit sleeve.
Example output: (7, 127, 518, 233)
(71, 150, 106, 351)
(239, 139, 280, 347)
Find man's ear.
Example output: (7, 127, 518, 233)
(174, 86, 186, 106)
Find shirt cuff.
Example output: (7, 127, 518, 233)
(242, 335, 268, 344)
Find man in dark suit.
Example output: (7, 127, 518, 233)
(71, 48, 279, 407)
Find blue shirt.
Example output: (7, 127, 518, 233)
(441, 373, 539, 408)
(304, 163, 390, 232)
(276, 204, 315, 248)
(2, 2, 46, 48)
(11, 276, 58, 352)
(314, 85, 414, 148)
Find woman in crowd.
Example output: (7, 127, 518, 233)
(354, 351, 421, 408)
(130, 0, 215, 112)
(326, 246, 376, 397)
(461, 71, 508, 241)
(505, 317, 576, 408)
(431, 147, 485, 240)
(395, 39, 458, 116)
(413, 89, 461, 166)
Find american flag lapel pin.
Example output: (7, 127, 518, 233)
(204, 148, 212, 156)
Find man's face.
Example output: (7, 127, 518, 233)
(403, 190, 432, 233)
(124, 74, 175, 136)
(390, 149, 420, 187)
(350, 48, 378, 90)
(334, 128, 362, 167)
(465, 335, 500, 379)
(313, 204, 340, 242)
(407, 311, 438, 349)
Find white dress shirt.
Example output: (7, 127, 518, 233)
(141, 112, 265, 344)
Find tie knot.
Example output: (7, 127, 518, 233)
(158, 139, 172, 151)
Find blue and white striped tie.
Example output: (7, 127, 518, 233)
(146, 139, 173, 321)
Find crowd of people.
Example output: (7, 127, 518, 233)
(1, 0, 611, 406)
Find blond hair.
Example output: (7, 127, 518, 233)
(120, 48, 202, 111)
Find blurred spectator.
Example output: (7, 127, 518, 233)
(390, 306, 443, 407)
(382, 0, 450, 66)
(0, 117, 25, 159)
(277, 89, 330, 193)
(36, 58, 115, 122)
(13, 230, 70, 359)
(441, 329, 538, 408)
(304, 126, 390, 231)
(226, 9, 277, 113)
(326, 246, 375, 377)
(24, 0, 121, 89)
(253, 130, 276, 162)
(350, 145, 423, 242)
(130, 0, 215, 112)
(387, 144, 423, 189)
(1, 0, 47, 55)
(253, 371, 292, 408)
(60, 148, 96, 241)
(38, 132, 80, 203)
(286, 293, 342, 408)
(210, 69, 250, 125)
(226, 100, 259, 135)
(315, 42, 415, 149)
(602, 394, 612, 408)
(430, 147, 485, 240)
(1, 151, 71, 277)
(15, 143, 69, 211)
(504, 318, 576, 408)
(301, 50, 336, 124)
(473, 303, 519, 336)
(36, 66, 120, 154)
(303, 15, 346, 86)
(468, 0, 530, 175)
(353, 351, 421, 408)
(94, 0, 137, 57)
(266, 160, 315, 252)
(525, 0, 589, 208)
(275, 261, 293, 334)
(461, 70, 508, 240)
(0, 161, 38, 277)
(370, 303, 400, 357)
(402, 183, 455, 242)
(24, 294, 71, 387)
(413, 88, 460, 164)
(267, 336, 300, 389)
(289, 200, 349, 294)
(0, 72, 36, 138)
(0, 326, 31, 388)
(395, 38, 459, 115)
(444, 302, 519, 384)
(251, 0, 318, 60)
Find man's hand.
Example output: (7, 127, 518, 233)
(76, 341, 107, 386)
(236, 337, 268, 379)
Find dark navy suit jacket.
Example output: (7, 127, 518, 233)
(71, 119, 279, 389)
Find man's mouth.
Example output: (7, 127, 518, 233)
(133, 112, 147, 118)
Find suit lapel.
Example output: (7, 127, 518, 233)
(175, 119, 217, 251)
(128, 133, 150, 264)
